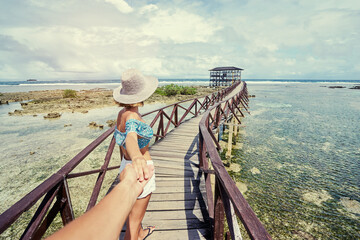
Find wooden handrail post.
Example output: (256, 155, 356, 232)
(199, 126, 214, 219)
(155, 110, 164, 142)
(226, 231, 231, 240)
(215, 105, 220, 127)
(60, 178, 74, 225)
(32, 193, 64, 239)
(218, 174, 243, 240)
(199, 130, 205, 169)
(20, 184, 61, 240)
(160, 111, 164, 137)
(174, 104, 178, 126)
(214, 177, 225, 240)
(195, 100, 198, 116)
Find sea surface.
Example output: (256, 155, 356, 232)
(0, 79, 211, 92)
(0, 78, 359, 92)
(0, 79, 359, 239)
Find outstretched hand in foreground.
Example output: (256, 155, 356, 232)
(47, 164, 154, 240)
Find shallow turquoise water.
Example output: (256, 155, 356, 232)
(233, 83, 360, 239)
(0, 102, 166, 213)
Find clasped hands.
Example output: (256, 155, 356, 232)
(120, 159, 154, 196)
(130, 155, 152, 182)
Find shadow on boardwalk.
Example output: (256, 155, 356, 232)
(183, 133, 210, 240)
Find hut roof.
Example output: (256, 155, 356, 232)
(209, 66, 244, 71)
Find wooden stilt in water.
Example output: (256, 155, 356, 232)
(233, 113, 238, 137)
(226, 118, 234, 158)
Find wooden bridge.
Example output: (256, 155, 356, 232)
(134, 115, 209, 239)
(0, 82, 271, 239)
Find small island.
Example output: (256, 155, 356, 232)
(349, 85, 360, 90)
(26, 79, 37, 82)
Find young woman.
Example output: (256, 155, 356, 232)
(112, 69, 158, 240)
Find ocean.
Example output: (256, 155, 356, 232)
(0, 79, 359, 239)
(0, 78, 359, 93)
(0, 79, 211, 93)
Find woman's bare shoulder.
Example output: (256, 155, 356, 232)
(123, 111, 141, 122)
(117, 108, 125, 119)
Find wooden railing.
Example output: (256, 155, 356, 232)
(199, 82, 272, 239)
(0, 83, 238, 239)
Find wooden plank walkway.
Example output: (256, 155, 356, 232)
(117, 84, 244, 240)
(141, 116, 210, 240)
(116, 116, 210, 240)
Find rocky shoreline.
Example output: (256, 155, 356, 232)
(1, 86, 217, 116)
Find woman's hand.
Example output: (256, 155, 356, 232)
(124, 131, 151, 182)
(120, 163, 154, 196)
(132, 156, 150, 182)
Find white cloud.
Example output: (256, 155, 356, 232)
(284, 59, 296, 66)
(104, 0, 133, 13)
(0, 64, 22, 79)
(28, 0, 72, 10)
(139, 4, 158, 14)
(142, 8, 220, 44)
(0, 0, 359, 80)
(0, 23, 162, 79)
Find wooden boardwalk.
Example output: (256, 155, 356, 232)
(143, 116, 210, 239)
(117, 116, 210, 239)
(117, 84, 243, 240)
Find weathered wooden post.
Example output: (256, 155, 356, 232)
(214, 178, 225, 239)
(233, 112, 238, 137)
(174, 104, 178, 126)
(226, 118, 234, 158)
(195, 100, 198, 116)
(60, 179, 74, 224)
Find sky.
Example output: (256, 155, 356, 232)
(0, 0, 359, 80)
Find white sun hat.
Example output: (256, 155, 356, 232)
(113, 69, 158, 104)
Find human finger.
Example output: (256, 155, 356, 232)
(148, 164, 154, 176)
(135, 159, 145, 182)
(138, 165, 154, 188)
(142, 160, 149, 180)
(132, 161, 140, 180)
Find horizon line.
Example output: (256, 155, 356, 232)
(1, 78, 360, 81)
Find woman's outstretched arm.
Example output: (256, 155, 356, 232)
(124, 113, 151, 182)
(46, 164, 154, 240)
